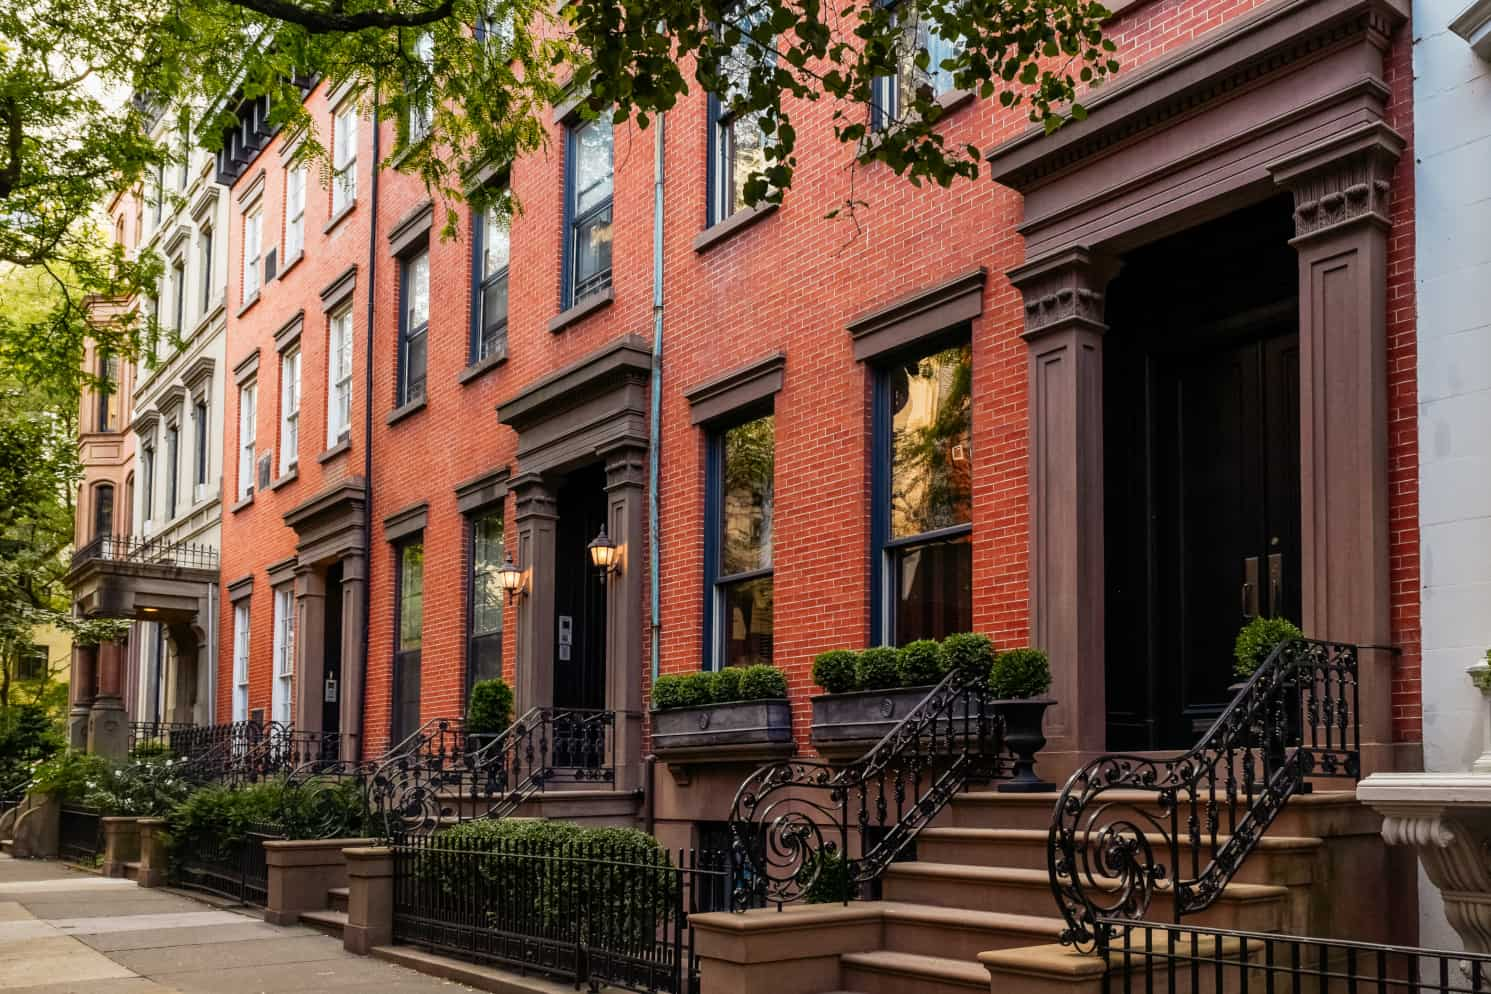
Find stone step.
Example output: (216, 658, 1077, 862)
(299, 909, 347, 939)
(916, 827, 1322, 887)
(944, 789, 1370, 839)
(326, 887, 348, 913)
(879, 901, 1063, 958)
(839, 950, 989, 994)
(881, 862, 1288, 932)
(0, 839, 13, 855)
(123, 861, 141, 882)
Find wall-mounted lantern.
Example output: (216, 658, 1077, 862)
(497, 555, 526, 601)
(587, 525, 620, 582)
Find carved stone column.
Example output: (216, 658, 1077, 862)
(512, 473, 559, 716)
(293, 567, 328, 737)
(89, 637, 129, 759)
(339, 554, 366, 760)
(1008, 246, 1119, 762)
(1270, 122, 1405, 773)
(167, 624, 198, 725)
(68, 644, 97, 751)
(602, 442, 647, 791)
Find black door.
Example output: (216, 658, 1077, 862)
(552, 467, 609, 766)
(322, 562, 343, 746)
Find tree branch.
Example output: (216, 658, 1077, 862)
(218, 0, 455, 32)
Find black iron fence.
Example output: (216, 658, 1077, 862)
(128, 721, 198, 753)
(1101, 919, 1491, 994)
(392, 832, 734, 994)
(58, 804, 103, 864)
(71, 534, 219, 571)
(170, 823, 285, 906)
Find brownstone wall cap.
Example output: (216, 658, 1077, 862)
(978, 942, 1109, 981)
(689, 903, 883, 934)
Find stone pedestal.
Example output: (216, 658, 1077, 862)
(136, 817, 170, 887)
(342, 846, 394, 955)
(89, 639, 129, 760)
(68, 644, 97, 752)
(101, 817, 141, 877)
(1358, 773, 1491, 954)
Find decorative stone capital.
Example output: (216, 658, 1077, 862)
(511, 473, 558, 521)
(601, 442, 647, 491)
(1007, 246, 1120, 340)
(1269, 121, 1405, 243)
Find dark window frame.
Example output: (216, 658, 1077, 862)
(392, 535, 425, 744)
(464, 506, 505, 697)
(702, 406, 775, 670)
(193, 399, 209, 487)
(869, 328, 974, 645)
(92, 482, 114, 539)
(870, 2, 963, 132)
(561, 117, 613, 309)
(141, 442, 156, 522)
(397, 247, 430, 407)
(200, 227, 214, 313)
(172, 257, 187, 333)
(95, 353, 118, 432)
(469, 201, 509, 364)
(164, 421, 180, 520)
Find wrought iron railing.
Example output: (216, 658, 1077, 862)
(1097, 918, 1489, 994)
(391, 831, 731, 994)
(58, 804, 104, 864)
(164, 722, 352, 787)
(71, 534, 219, 571)
(170, 823, 286, 906)
(1047, 638, 1360, 952)
(128, 721, 198, 753)
(730, 664, 1008, 908)
(370, 708, 619, 835)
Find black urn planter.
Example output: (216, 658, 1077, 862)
(994, 697, 1056, 793)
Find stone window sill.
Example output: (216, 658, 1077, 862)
(693, 202, 779, 253)
(319, 436, 352, 464)
(385, 396, 427, 426)
(323, 202, 356, 235)
(278, 251, 304, 281)
(230, 492, 254, 513)
(457, 349, 508, 385)
(547, 287, 614, 334)
(268, 466, 298, 491)
(861, 88, 975, 157)
(235, 291, 260, 319)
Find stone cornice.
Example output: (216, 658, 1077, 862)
(685, 353, 786, 426)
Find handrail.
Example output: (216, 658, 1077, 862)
(1046, 637, 1360, 952)
(729, 665, 1007, 908)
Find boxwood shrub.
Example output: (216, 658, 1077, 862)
(738, 664, 788, 701)
(856, 647, 901, 691)
(710, 666, 743, 704)
(989, 648, 1052, 700)
(941, 632, 995, 682)
(1233, 616, 1304, 678)
(465, 678, 515, 736)
(896, 641, 944, 687)
(812, 650, 859, 694)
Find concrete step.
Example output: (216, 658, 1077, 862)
(880, 901, 1063, 957)
(299, 909, 347, 939)
(123, 861, 141, 882)
(916, 827, 1322, 887)
(326, 887, 348, 913)
(0, 839, 13, 855)
(839, 950, 988, 994)
(944, 789, 1370, 839)
(881, 862, 1288, 932)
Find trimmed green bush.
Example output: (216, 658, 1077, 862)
(941, 632, 995, 682)
(812, 650, 859, 694)
(856, 646, 900, 691)
(989, 648, 1052, 700)
(30, 750, 110, 801)
(802, 849, 854, 904)
(738, 665, 788, 701)
(652, 673, 708, 711)
(710, 666, 744, 704)
(465, 678, 515, 736)
(1234, 616, 1304, 678)
(896, 641, 944, 687)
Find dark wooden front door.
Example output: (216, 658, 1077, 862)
(322, 562, 342, 738)
(553, 466, 608, 713)
(1106, 324, 1302, 750)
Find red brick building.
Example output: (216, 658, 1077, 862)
(216, 0, 1421, 843)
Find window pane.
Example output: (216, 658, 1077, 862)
(896, 10, 962, 109)
(405, 251, 429, 330)
(889, 343, 972, 538)
(573, 118, 613, 216)
(720, 574, 773, 668)
(471, 513, 503, 637)
(573, 204, 612, 299)
(727, 113, 767, 217)
(892, 532, 972, 645)
(483, 205, 509, 277)
(399, 543, 424, 651)
(404, 328, 427, 403)
(720, 415, 774, 576)
(480, 272, 508, 357)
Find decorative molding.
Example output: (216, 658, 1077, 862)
(1451, 0, 1491, 59)
(1007, 248, 1119, 339)
(499, 334, 651, 431)
(131, 408, 162, 439)
(188, 185, 221, 225)
(511, 473, 559, 521)
(266, 556, 298, 587)
(847, 268, 986, 361)
(387, 200, 434, 257)
(382, 501, 428, 542)
(159, 385, 188, 415)
(227, 574, 255, 602)
(236, 169, 266, 208)
(283, 478, 368, 566)
(182, 355, 216, 397)
(455, 467, 511, 516)
(274, 310, 305, 353)
(233, 348, 260, 385)
(685, 352, 786, 425)
(1267, 121, 1404, 241)
(319, 264, 358, 313)
(163, 225, 192, 258)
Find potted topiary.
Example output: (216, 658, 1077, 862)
(464, 678, 515, 753)
(1233, 616, 1304, 682)
(809, 640, 954, 760)
(650, 665, 793, 765)
(989, 648, 1055, 793)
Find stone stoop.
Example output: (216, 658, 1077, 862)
(298, 885, 351, 938)
(437, 788, 645, 827)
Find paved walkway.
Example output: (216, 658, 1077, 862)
(0, 855, 475, 993)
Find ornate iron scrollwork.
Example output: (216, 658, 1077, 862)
(1046, 638, 1360, 952)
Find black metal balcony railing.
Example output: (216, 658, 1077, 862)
(72, 534, 219, 571)
(128, 720, 353, 788)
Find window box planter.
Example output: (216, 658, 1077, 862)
(650, 699, 794, 766)
(992, 697, 1056, 793)
(809, 686, 938, 762)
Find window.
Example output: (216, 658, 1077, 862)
(96, 353, 119, 432)
(873, 6, 963, 129)
(243, 207, 262, 300)
(200, 227, 214, 312)
(874, 341, 973, 644)
(393, 540, 425, 743)
(178, 145, 190, 190)
(16, 645, 47, 682)
(232, 601, 250, 722)
(328, 309, 353, 443)
(172, 258, 187, 332)
(479, 6, 514, 46)
(563, 117, 613, 307)
(93, 483, 115, 539)
(398, 249, 429, 406)
(406, 33, 434, 144)
(332, 104, 358, 214)
(279, 347, 300, 474)
(193, 399, 209, 490)
(140, 442, 156, 525)
(468, 511, 504, 687)
(165, 421, 180, 520)
(272, 586, 295, 725)
(237, 381, 256, 500)
(285, 165, 306, 260)
(153, 162, 165, 225)
(706, 414, 775, 668)
(709, 10, 771, 224)
(473, 202, 509, 362)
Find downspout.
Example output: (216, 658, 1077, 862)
(648, 114, 665, 686)
(358, 81, 381, 760)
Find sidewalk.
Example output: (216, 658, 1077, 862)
(0, 855, 475, 993)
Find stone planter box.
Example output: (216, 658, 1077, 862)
(650, 700, 794, 767)
(809, 686, 937, 761)
(265, 836, 377, 926)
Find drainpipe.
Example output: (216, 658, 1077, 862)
(648, 115, 665, 686)
(357, 81, 381, 761)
